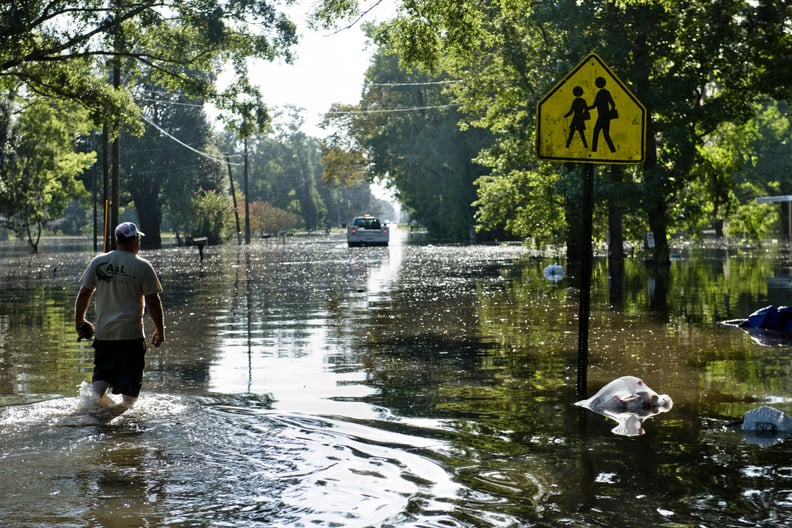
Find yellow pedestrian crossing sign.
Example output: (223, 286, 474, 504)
(537, 53, 646, 164)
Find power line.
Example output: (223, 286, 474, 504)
(326, 104, 461, 116)
(140, 114, 242, 166)
(138, 97, 206, 109)
(366, 80, 462, 87)
(122, 163, 217, 177)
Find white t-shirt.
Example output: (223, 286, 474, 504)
(80, 249, 163, 340)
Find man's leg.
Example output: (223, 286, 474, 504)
(94, 380, 121, 408)
(93, 380, 110, 396)
(121, 394, 138, 406)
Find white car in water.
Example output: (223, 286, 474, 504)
(347, 215, 389, 247)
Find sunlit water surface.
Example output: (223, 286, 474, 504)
(2, 231, 792, 527)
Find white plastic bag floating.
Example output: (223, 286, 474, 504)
(575, 376, 673, 437)
(742, 406, 792, 447)
(742, 405, 792, 432)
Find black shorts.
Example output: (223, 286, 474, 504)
(92, 339, 147, 397)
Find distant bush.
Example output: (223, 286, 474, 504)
(189, 188, 234, 244)
(249, 201, 299, 236)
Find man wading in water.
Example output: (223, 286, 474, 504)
(74, 222, 165, 413)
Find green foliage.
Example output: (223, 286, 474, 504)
(0, 1, 298, 127)
(474, 165, 563, 244)
(0, 96, 95, 251)
(229, 108, 329, 232)
(216, 79, 272, 139)
(677, 99, 792, 241)
(677, 116, 762, 239)
(188, 188, 234, 245)
(320, 103, 370, 188)
(730, 100, 792, 238)
(274, 113, 328, 231)
(323, 40, 492, 242)
(316, 0, 792, 254)
(0, 0, 330, 250)
(122, 80, 226, 248)
(729, 183, 780, 241)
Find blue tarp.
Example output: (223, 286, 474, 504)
(738, 305, 792, 335)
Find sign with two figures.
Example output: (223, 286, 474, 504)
(537, 53, 646, 164)
(536, 53, 647, 397)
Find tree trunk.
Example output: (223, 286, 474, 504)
(632, 26, 670, 266)
(642, 114, 670, 265)
(132, 194, 163, 250)
(648, 264, 671, 316)
(647, 203, 670, 264)
(713, 218, 724, 238)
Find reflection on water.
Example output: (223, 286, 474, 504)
(2, 233, 792, 526)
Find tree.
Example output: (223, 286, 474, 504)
(0, 96, 95, 251)
(188, 188, 235, 245)
(249, 200, 299, 236)
(0, 1, 298, 120)
(227, 107, 330, 232)
(217, 83, 273, 244)
(727, 100, 792, 240)
(122, 83, 226, 249)
(319, 0, 792, 260)
(323, 39, 493, 242)
(0, 1, 304, 247)
(272, 109, 327, 231)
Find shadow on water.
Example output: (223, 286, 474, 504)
(2, 232, 792, 526)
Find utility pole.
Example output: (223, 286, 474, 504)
(226, 154, 242, 244)
(102, 123, 110, 252)
(111, 64, 120, 249)
(244, 137, 250, 244)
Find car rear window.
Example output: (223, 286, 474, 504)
(354, 217, 382, 229)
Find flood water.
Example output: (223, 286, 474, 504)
(1, 229, 792, 527)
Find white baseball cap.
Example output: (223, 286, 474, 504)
(115, 222, 145, 239)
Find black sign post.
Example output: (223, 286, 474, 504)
(537, 53, 646, 399)
(576, 165, 595, 398)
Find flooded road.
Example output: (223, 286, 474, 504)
(1, 230, 792, 527)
